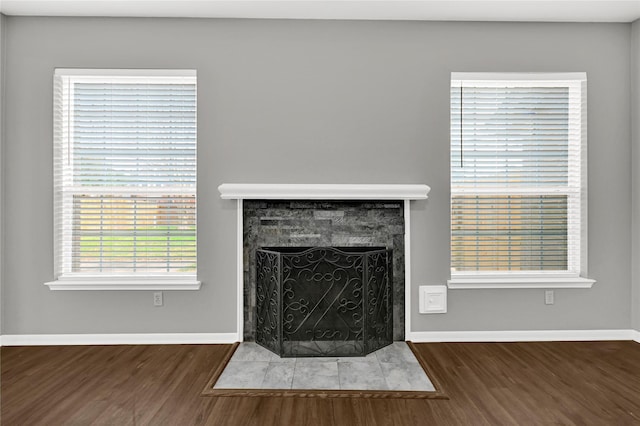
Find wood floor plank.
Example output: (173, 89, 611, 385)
(2, 341, 639, 425)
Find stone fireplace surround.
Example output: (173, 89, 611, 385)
(246, 201, 402, 343)
(218, 184, 431, 342)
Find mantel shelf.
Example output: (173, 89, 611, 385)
(218, 183, 431, 200)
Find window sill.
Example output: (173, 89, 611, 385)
(447, 276, 595, 289)
(44, 278, 201, 291)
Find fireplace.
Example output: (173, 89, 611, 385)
(217, 183, 431, 343)
(256, 246, 393, 357)
(243, 200, 405, 343)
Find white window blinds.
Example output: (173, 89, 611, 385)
(450, 73, 586, 276)
(53, 69, 197, 278)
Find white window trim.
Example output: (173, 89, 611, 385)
(47, 68, 199, 291)
(45, 276, 201, 291)
(449, 72, 594, 289)
(55, 68, 196, 78)
(447, 276, 595, 289)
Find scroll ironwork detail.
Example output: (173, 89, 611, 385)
(256, 246, 392, 357)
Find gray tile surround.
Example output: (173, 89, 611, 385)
(214, 360, 269, 389)
(213, 342, 435, 392)
(338, 361, 388, 390)
(263, 363, 295, 389)
(292, 362, 340, 390)
(243, 200, 405, 342)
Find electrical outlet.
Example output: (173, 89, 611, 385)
(153, 292, 163, 307)
(545, 290, 554, 305)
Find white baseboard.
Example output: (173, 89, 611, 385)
(407, 329, 637, 343)
(0, 330, 636, 347)
(0, 332, 239, 346)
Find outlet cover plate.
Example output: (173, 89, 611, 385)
(419, 285, 447, 314)
(545, 290, 554, 305)
(153, 292, 163, 307)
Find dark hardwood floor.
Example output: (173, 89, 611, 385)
(2, 340, 640, 425)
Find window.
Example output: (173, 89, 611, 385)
(47, 69, 199, 290)
(448, 73, 594, 289)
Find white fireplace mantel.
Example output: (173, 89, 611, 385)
(219, 182, 430, 342)
(218, 183, 430, 200)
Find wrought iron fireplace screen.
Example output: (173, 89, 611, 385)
(256, 246, 393, 357)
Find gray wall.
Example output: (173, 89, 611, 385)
(1, 17, 633, 335)
(0, 14, 4, 335)
(632, 18, 640, 333)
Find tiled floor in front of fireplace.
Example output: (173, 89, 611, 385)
(213, 342, 435, 391)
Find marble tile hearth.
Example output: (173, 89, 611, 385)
(214, 342, 435, 391)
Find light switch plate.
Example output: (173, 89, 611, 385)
(419, 285, 447, 314)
